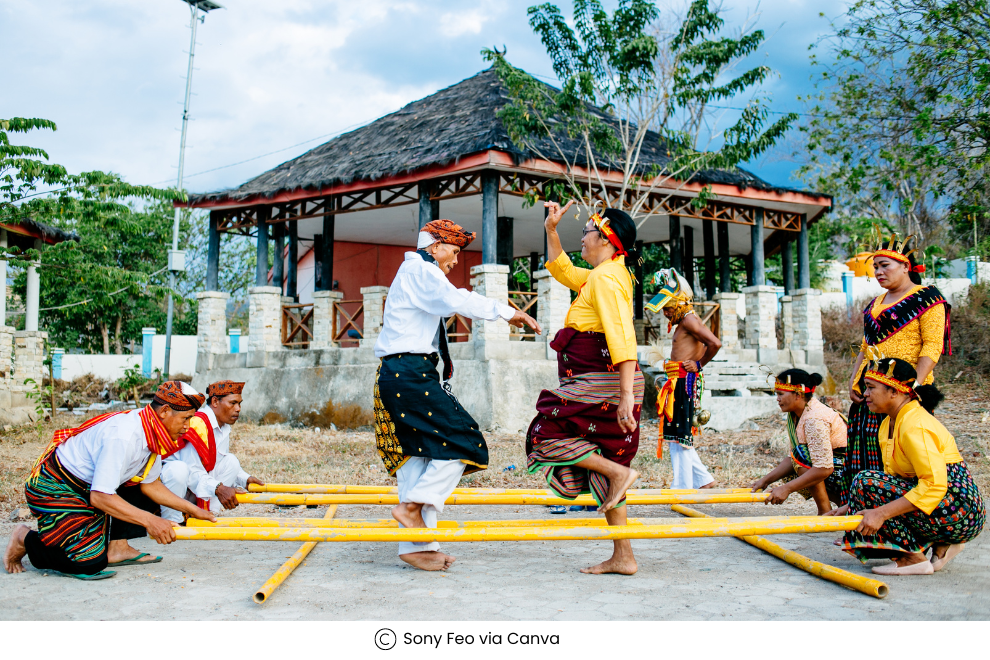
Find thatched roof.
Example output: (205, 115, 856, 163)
(1, 216, 80, 246)
(190, 67, 798, 205)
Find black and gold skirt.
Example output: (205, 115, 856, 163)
(373, 353, 488, 476)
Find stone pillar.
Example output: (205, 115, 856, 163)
(312, 290, 342, 349)
(470, 264, 510, 343)
(713, 292, 740, 352)
(360, 286, 388, 348)
(13, 330, 47, 390)
(0, 325, 13, 379)
(791, 288, 824, 365)
(196, 292, 229, 355)
(248, 286, 283, 355)
(780, 295, 794, 353)
(743, 285, 778, 362)
(536, 269, 569, 349)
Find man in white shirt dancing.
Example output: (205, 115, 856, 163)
(373, 219, 541, 571)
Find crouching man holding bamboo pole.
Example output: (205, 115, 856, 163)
(372, 219, 541, 571)
(4, 382, 215, 579)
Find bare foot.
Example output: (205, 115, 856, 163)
(699, 480, 716, 489)
(4, 525, 30, 574)
(400, 551, 456, 571)
(600, 468, 639, 512)
(391, 503, 426, 529)
(580, 554, 638, 575)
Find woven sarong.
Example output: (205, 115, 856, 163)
(841, 401, 883, 504)
(25, 452, 109, 568)
(842, 463, 986, 562)
(525, 328, 645, 507)
(785, 442, 847, 505)
(374, 352, 488, 477)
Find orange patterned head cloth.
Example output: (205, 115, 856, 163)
(421, 219, 476, 248)
(207, 380, 245, 399)
(153, 381, 205, 411)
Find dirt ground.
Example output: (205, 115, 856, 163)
(1, 385, 988, 620)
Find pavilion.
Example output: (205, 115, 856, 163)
(182, 68, 832, 430)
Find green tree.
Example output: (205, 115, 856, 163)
(483, 0, 796, 217)
(798, 0, 990, 254)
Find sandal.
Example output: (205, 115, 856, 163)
(108, 552, 163, 567)
(45, 569, 116, 580)
(548, 505, 567, 515)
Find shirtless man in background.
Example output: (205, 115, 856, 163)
(648, 268, 722, 489)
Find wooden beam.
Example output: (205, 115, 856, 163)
(418, 182, 431, 230)
(669, 215, 682, 273)
(255, 206, 270, 287)
(272, 221, 284, 294)
(684, 225, 695, 292)
(482, 172, 498, 264)
(703, 219, 716, 300)
(322, 213, 335, 292)
(782, 237, 794, 294)
(287, 219, 298, 300)
(313, 234, 324, 290)
(717, 221, 731, 293)
(750, 209, 765, 286)
(798, 213, 810, 289)
(207, 210, 221, 291)
(497, 216, 514, 266)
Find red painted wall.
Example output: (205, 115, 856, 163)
(329, 241, 482, 300)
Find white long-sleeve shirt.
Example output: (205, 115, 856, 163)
(165, 406, 249, 498)
(56, 409, 162, 494)
(374, 251, 515, 357)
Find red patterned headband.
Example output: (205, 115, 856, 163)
(873, 249, 926, 273)
(590, 213, 626, 260)
(775, 382, 814, 394)
(864, 369, 914, 394)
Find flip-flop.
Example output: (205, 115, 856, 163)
(932, 543, 965, 572)
(108, 552, 163, 567)
(548, 505, 567, 514)
(45, 569, 116, 581)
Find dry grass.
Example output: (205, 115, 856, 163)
(298, 399, 374, 431)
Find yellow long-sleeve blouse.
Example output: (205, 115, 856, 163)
(854, 285, 946, 390)
(878, 399, 963, 514)
(547, 252, 638, 365)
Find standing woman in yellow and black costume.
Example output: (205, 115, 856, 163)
(841, 230, 951, 503)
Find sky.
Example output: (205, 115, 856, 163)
(1, 0, 846, 196)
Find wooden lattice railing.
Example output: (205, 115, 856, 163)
(332, 299, 364, 347)
(281, 303, 314, 348)
(508, 290, 538, 340)
(445, 314, 472, 342)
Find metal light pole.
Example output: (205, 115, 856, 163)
(164, 0, 224, 378)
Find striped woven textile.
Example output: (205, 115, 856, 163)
(25, 453, 108, 565)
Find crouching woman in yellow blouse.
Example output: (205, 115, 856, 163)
(829, 358, 985, 575)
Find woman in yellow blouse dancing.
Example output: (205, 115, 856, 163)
(842, 231, 950, 502)
(525, 200, 644, 575)
(831, 358, 984, 575)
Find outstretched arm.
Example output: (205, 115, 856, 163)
(680, 313, 721, 373)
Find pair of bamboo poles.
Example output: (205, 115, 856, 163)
(175, 483, 887, 602)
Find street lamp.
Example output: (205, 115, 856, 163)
(164, 0, 224, 378)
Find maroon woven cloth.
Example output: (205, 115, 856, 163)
(525, 328, 644, 505)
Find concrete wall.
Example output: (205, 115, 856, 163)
(61, 354, 141, 381)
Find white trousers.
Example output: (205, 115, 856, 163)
(159, 454, 247, 522)
(668, 442, 715, 490)
(159, 461, 193, 523)
(395, 457, 465, 556)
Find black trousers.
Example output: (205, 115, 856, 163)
(24, 485, 161, 575)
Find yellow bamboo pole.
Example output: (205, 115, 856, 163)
(190, 514, 831, 529)
(248, 483, 752, 495)
(252, 505, 338, 604)
(235, 492, 769, 506)
(175, 516, 861, 543)
(671, 505, 888, 599)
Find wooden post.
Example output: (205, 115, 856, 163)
(287, 220, 298, 301)
(255, 207, 270, 287)
(750, 210, 765, 286)
(798, 213, 810, 289)
(529, 251, 539, 292)
(684, 225, 695, 292)
(418, 182, 431, 230)
(782, 237, 794, 294)
(482, 172, 498, 264)
(703, 220, 716, 300)
(744, 255, 754, 287)
(313, 235, 324, 291)
(717, 221, 731, 293)
(497, 216, 514, 266)
(634, 240, 644, 319)
(207, 210, 221, 291)
(323, 213, 335, 292)
(431, 198, 440, 221)
(669, 215, 682, 273)
(272, 222, 284, 294)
